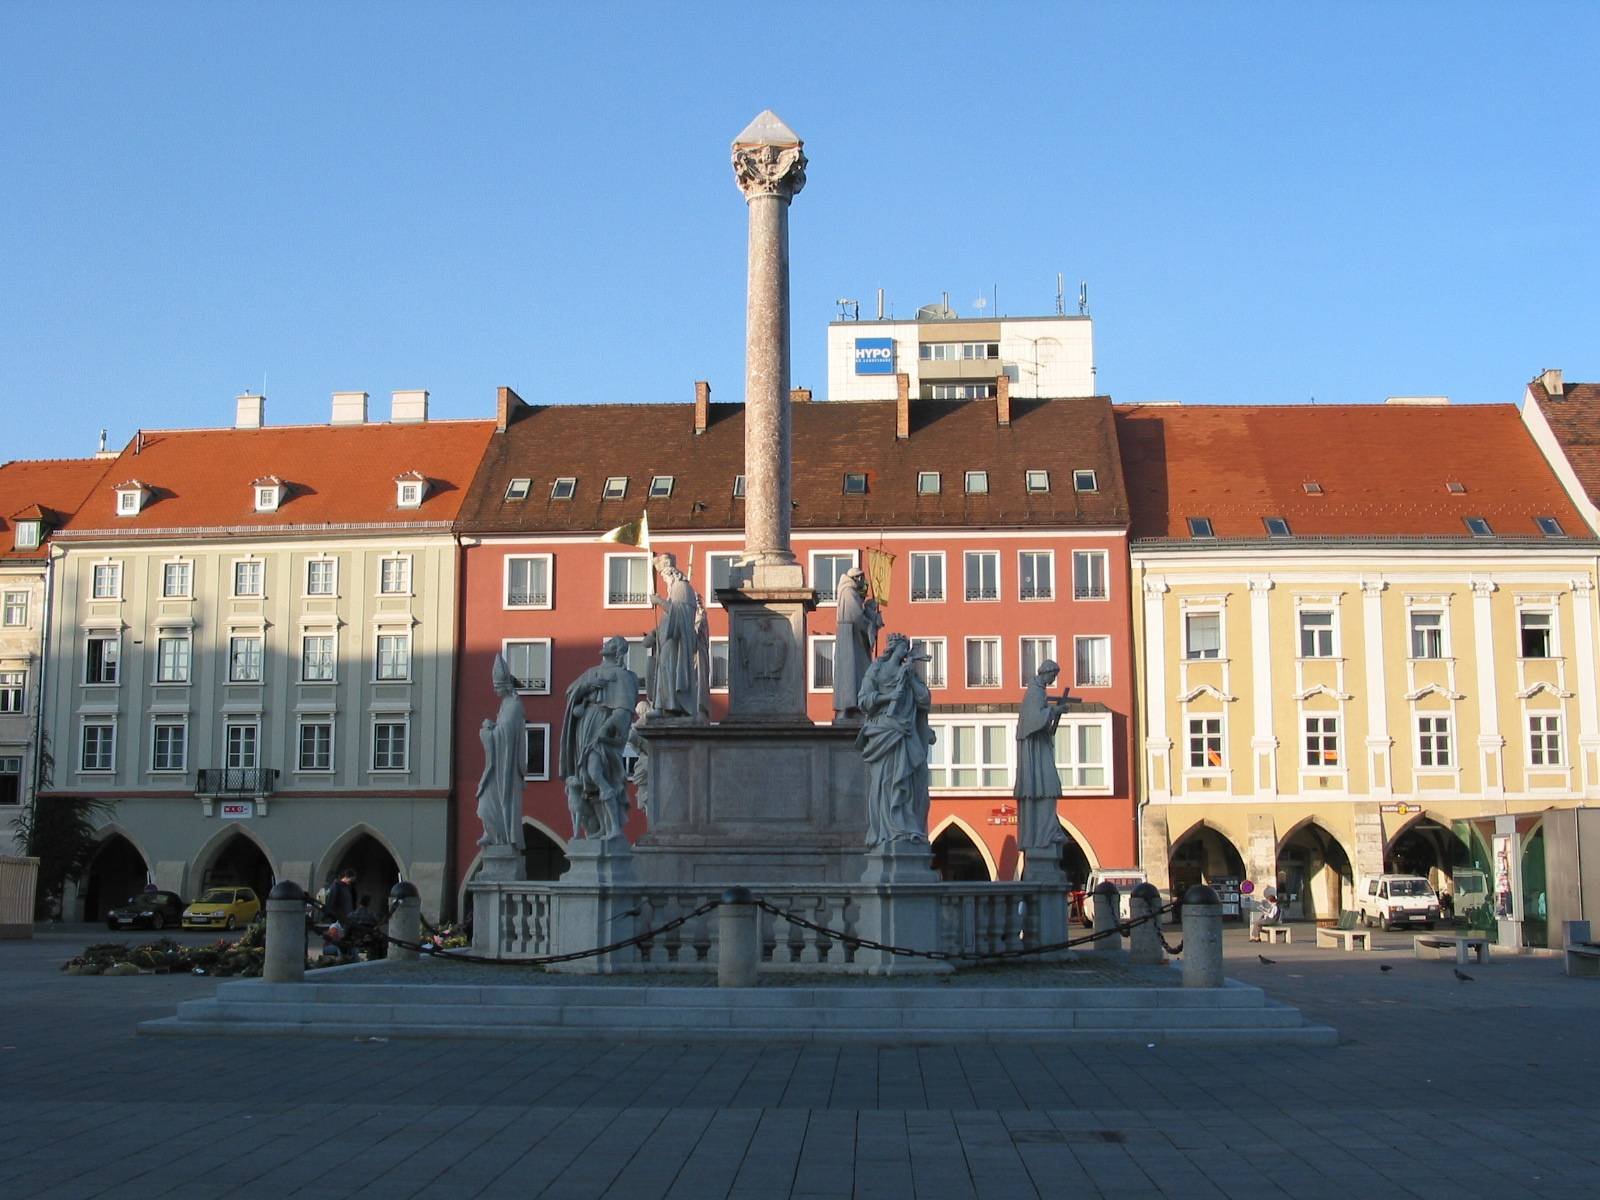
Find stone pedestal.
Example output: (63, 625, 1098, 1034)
(561, 837, 637, 886)
(477, 843, 523, 882)
(1019, 847, 1067, 885)
(860, 844, 938, 885)
(718, 582, 815, 724)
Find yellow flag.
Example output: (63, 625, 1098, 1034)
(599, 510, 652, 550)
(865, 547, 895, 607)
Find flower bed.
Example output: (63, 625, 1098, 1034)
(63, 925, 266, 977)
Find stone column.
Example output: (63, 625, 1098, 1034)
(264, 881, 307, 983)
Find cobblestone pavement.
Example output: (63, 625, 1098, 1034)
(2, 923, 1596, 1199)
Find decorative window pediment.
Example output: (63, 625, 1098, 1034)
(1516, 680, 1574, 700)
(1177, 683, 1236, 704)
(1293, 683, 1352, 702)
(1404, 682, 1464, 702)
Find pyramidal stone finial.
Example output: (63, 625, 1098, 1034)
(733, 109, 800, 148)
(732, 110, 806, 200)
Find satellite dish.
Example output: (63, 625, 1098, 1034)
(972, 296, 987, 311)
(915, 303, 958, 321)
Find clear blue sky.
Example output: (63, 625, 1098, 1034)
(3, 2, 1597, 461)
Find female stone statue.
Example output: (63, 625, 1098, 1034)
(856, 633, 935, 847)
(475, 654, 526, 850)
(833, 566, 882, 723)
(1015, 660, 1070, 861)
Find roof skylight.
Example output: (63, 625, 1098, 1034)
(1464, 516, 1493, 537)
(550, 477, 576, 500)
(1187, 516, 1216, 539)
(602, 477, 628, 500)
(1263, 516, 1293, 538)
(1302, 481, 1323, 495)
(504, 478, 531, 501)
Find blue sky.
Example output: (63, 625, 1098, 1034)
(2, 2, 1597, 461)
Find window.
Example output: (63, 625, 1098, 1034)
(1263, 517, 1292, 538)
(965, 637, 1001, 688)
(964, 470, 989, 495)
(1187, 517, 1215, 539)
(1056, 720, 1109, 788)
(1020, 636, 1056, 682)
(964, 551, 999, 601)
(306, 559, 336, 596)
(396, 478, 424, 508)
(0, 671, 24, 714)
(233, 560, 264, 597)
(301, 633, 336, 682)
(504, 640, 551, 693)
(1026, 470, 1051, 494)
(505, 555, 551, 607)
(709, 639, 730, 691)
(299, 721, 333, 771)
(0, 755, 20, 804)
(86, 634, 120, 684)
(2, 591, 26, 626)
(152, 721, 187, 772)
(810, 551, 856, 603)
(156, 634, 190, 683)
(255, 485, 280, 512)
(225, 723, 258, 770)
(842, 472, 867, 495)
(1073, 469, 1098, 493)
(376, 632, 411, 681)
(1303, 481, 1323, 495)
(911, 638, 946, 689)
(91, 562, 121, 599)
(1409, 612, 1445, 659)
(162, 561, 191, 598)
(732, 475, 746, 498)
(1018, 551, 1054, 601)
(1536, 516, 1567, 538)
(228, 635, 263, 683)
(929, 722, 1009, 789)
(1529, 714, 1563, 767)
(551, 477, 576, 500)
(373, 718, 409, 770)
(379, 557, 411, 595)
(917, 471, 941, 495)
(1520, 611, 1552, 658)
(1185, 612, 1221, 660)
(649, 475, 675, 498)
(524, 724, 551, 780)
(1188, 718, 1224, 769)
(810, 637, 835, 691)
(116, 489, 141, 515)
(1073, 636, 1111, 688)
(81, 722, 114, 772)
(1464, 516, 1493, 537)
(1445, 481, 1466, 495)
(622, 638, 650, 686)
(606, 554, 650, 606)
(1417, 716, 1452, 768)
(1299, 611, 1335, 657)
(14, 521, 40, 549)
(602, 477, 628, 500)
(504, 478, 531, 501)
(930, 383, 995, 400)
(1304, 716, 1340, 768)
(1072, 550, 1108, 600)
(706, 552, 739, 604)
(910, 552, 945, 602)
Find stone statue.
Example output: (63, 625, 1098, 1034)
(832, 566, 882, 723)
(644, 553, 702, 719)
(559, 636, 640, 841)
(1015, 660, 1070, 862)
(693, 592, 712, 722)
(475, 654, 526, 851)
(626, 699, 653, 825)
(857, 633, 935, 848)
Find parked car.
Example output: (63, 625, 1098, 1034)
(183, 887, 262, 931)
(106, 891, 186, 931)
(1356, 874, 1441, 930)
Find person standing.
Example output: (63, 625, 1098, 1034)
(324, 867, 358, 926)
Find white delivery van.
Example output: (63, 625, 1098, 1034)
(1356, 874, 1442, 930)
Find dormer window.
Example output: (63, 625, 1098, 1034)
(551, 477, 576, 500)
(114, 480, 148, 516)
(252, 476, 285, 512)
(504, 478, 531, 501)
(649, 476, 675, 499)
(603, 477, 628, 501)
(14, 520, 41, 550)
(842, 473, 867, 495)
(394, 471, 427, 509)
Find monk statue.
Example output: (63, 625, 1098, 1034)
(475, 653, 526, 850)
(832, 565, 882, 724)
(560, 636, 641, 841)
(1015, 659, 1070, 876)
(643, 553, 703, 719)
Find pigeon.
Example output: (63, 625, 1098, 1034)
(1453, 968, 1474, 982)
(1258, 954, 1276, 965)
(1379, 964, 1394, 972)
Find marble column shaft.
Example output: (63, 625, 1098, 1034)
(744, 190, 793, 566)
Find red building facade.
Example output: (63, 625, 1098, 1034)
(450, 388, 1136, 909)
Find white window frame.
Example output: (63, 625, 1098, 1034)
(1056, 714, 1113, 790)
(649, 475, 674, 499)
(809, 550, 859, 604)
(504, 477, 531, 501)
(80, 720, 115, 773)
(225, 721, 260, 770)
(524, 723, 551, 780)
(378, 555, 413, 597)
(254, 484, 281, 512)
(1072, 550, 1109, 601)
(929, 719, 1012, 791)
(709, 637, 730, 693)
(1072, 469, 1098, 493)
(161, 559, 193, 599)
(297, 718, 335, 773)
(1018, 550, 1054, 602)
(1528, 712, 1564, 768)
(375, 630, 413, 682)
(1073, 635, 1112, 689)
(91, 561, 122, 600)
(602, 476, 628, 501)
(2, 590, 27, 627)
(232, 558, 265, 598)
(502, 638, 553, 695)
(0, 670, 24, 715)
(14, 520, 41, 549)
(1408, 610, 1446, 660)
(371, 715, 410, 772)
(964, 636, 1002, 689)
(305, 557, 338, 597)
(705, 552, 740, 607)
(1519, 609, 1556, 659)
(1184, 610, 1223, 660)
(300, 631, 337, 683)
(85, 632, 121, 686)
(619, 637, 650, 690)
(551, 477, 577, 501)
(963, 550, 1000, 602)
(911, 637, 947, 689)
(1025, 469, 1050, 494)
(1019, 636, 1056, 683)
(604, 553, 652, 608)
(115, 489, 141, 516)
(809, 635, 836, 693)
(155, 632, 191, 684)
(396, 480, 424, 509)
(1416, 714, 1453, 769)
(964, 470, 989, 495)
(150, 718, 188, 774)
(909, 551, 945, 603)
(1298, 610, 1337, 658)
(228, 633, 264, 683)
(916, 471, 941, 496)
(504, 554, 554, 609)
(1303, 715, 1341, 769)
(1186, 715, 1225, 772)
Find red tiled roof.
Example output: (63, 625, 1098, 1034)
(1528, 380, 1600, 506)
(57, 421, 495, 538)
(0, 457, 118, 559)
(1115, 403, 1591, 541)
(456, 397, 1129, 533)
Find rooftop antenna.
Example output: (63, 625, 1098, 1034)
(1078, 282, 1089, 317)
(972, 294, 987, 314)
(835, 298, 860, 321)
(97, 428, 107, 454)
(1056, 273, 1066, 316)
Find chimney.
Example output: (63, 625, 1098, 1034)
(390, 389, 429, 423)
(1540, 368, 1564, 397)
(331, 391, 368, 425)
(235, 393, 264, 429)
(790, 387, 812, 404)
(496, 385, 527, 433)
(694, 380, 711, 435)
(996, 374, 1011, 427)
(895, 373, 910, 440)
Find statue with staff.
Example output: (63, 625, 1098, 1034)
(1015, 659, 1071, 873)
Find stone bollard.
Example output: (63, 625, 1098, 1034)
(264, 881, 308, 984)
(388, 881, 421, 963)
(1127, 882, 1165, 965)
(1091, 880, 1122, 954)
(718, 886, 759, 987)
(1181, 884, 1224, 988)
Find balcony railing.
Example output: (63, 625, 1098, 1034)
(910, 586, 943, 601)
(195, 768, 279, 797)
(507, 588, 549, 606)
(608, 590, 650, 605)
(1073, 583, 1107, 600)
(967, 672, 1001, 688)
(1020, 585, 1054, 601)
(965, 586, 998, 601)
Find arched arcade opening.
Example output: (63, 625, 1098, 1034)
(1276, 822, 1353, 922)
(931, 822, 992, 882)
(1168, 823, 1247, 914)
(82, 833, 150, 921)
(323, 831, 402, 912)
(196, 828, 274, 901)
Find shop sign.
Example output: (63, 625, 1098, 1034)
(219, 801, 254, 820)
(854, 337, 895, 374)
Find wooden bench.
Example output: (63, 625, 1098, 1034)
(1563, 920, 1600, 978)
(1315, 911, 1370, 951)
(1258, 925, 1291, 945)
(1413, 933, 1489, 965)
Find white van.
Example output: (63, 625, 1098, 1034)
(1357, 874, 1441, 930)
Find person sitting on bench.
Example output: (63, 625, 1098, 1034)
(1249, 890, 1280, 942)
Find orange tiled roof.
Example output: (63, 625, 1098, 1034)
(57, 421, 495, 538)
(1528, 380, 1600, 507)
(0, 457, 119, 560)
(1115, 403, 1591, 542)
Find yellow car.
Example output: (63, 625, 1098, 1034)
(182, 887, 262, 931)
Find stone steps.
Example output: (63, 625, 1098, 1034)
(140, 977, 1337, 1045)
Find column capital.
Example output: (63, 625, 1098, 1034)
(1360, 578, 1387, 598)
(1471, 578, 1498, 597)
(732, 111, 807, 201)
(1572, 576, 1596, 595)
(1143, 577, 1169, 597)
(1247, 576, 1275, 594)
